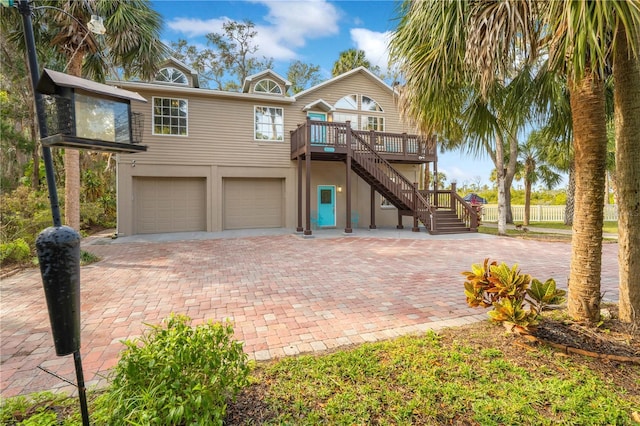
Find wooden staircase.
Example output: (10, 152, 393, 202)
(348, 132, 435, 232)
(433, 209, 473, 233)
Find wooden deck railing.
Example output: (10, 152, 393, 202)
(291, 119, 435, 162)
(421, 183, 479, 231)
(348, 131, 436, 231)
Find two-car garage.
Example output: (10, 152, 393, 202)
(132, 176, 285, 234)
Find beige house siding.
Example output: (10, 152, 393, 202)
(120, 87, 293, 168)
(294, 71, 410, 133)
(300, 162, 422, 230)
(114, 67, 426, 236)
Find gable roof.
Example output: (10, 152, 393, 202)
(302, 99, 335, 112)
(294, 67, 394, 99)
(242, 69, 291, 93)
(157, 57, 200, 88)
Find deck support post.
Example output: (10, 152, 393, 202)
(369, 186, 377, 229)
(397, 210, 404, 229)
(304, 119, 312, 236)
(412, 182, 420, 232)
(296, 155, 303, 232)
(344, 123, 353, 233)
(433, 151, 439, 208)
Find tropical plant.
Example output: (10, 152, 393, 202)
(389, 1, 539, 236)
(332, 48, 380, 77)
(93, 314, 249, 425)
(391, 0, 640, 323)
(518, 130, 562, 225)
(463, 258, 565, 331)
(4, 0, 166, 232)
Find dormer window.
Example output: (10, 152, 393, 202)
(155, 67, 188, 85)
(254, 79, 282, 94)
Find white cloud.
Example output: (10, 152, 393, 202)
(167, 17, 229, 38)
(165, 1, 341, 61)
(350, 28, 392, 71)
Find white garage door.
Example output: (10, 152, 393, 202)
(134, 177, 206, 234)
(223, 178, 284, 229)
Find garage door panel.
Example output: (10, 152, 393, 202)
(224, 178, 283, 230)
(134, 177, 206, 234)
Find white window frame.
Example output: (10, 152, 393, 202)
(254, 105, 284, 141)
(361, 95, 384, 112)
(362, 116, 385, 132)
(154, 67, 188, 85)
(333, 112, 359, 130)
(334, 94, 358, 110)
(152, 97, 188, 136)
(254, 78, 282, 94)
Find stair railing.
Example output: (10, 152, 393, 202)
(349, 130, 435, 231)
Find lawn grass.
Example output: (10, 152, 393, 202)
(247, 328, 638, 425)
(3, 321, 638, 425)
(480, 221, 618, 236)
(526, 221, 618, 233)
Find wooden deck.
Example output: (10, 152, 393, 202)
(291, 119, 478, 235)
(291, 119, 436, 164)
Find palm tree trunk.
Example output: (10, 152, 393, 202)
(504, 132, 518, 224)
(64, 53, 83, 230)
(495, 133, 507, 235)
(567, 74, 607, 323)
(564, 162, 575, 226)
(614, 26, 640, 325)
(524, 178, 532, 226)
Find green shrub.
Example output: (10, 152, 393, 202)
(0, 238, 31, 265)
(463, 258, 566, 331)
(94, 314, 249, 425)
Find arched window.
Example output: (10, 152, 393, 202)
(334, 94, 357, 110)
(155, 67, 188, 85)
(361, 96, 383, 112)
(254, 79, 282, 94)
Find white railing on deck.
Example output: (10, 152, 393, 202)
(481, 204, 618, 223)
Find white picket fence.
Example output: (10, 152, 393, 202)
(481, 204, 618, 223)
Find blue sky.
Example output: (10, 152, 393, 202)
(151, 0, 497, 187)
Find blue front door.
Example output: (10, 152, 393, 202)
(308, 112, 327, 144)
(317, 185, 336, 227)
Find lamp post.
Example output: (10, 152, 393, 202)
(15, 1, 91, 424)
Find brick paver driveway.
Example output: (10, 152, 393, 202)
(1, 230, 619, 397)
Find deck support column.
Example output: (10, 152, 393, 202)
(304, 120, 312, 236)
(397, 211, 404, 229)
(296, 155, 303, 232)
(433, 151, 439, 208)
(369, 186, 377, 229)
(412, 182, 420, 232)
(344, 123, 353, 233)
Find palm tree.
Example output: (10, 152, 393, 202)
(389, 1, 538, 236)
(32, 0, 166, 230)
(390, 0, 640, 323)
(332, 48, 375, 76)
(518, 131, 562, 226)
(613, 24, 640, 325)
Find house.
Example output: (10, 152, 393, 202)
(112, 59, 477, 236)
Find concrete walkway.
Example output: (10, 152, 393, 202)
(0, 228, 619, 397)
